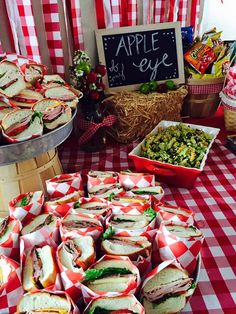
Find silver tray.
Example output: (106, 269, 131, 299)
(0, 109, 77, 166)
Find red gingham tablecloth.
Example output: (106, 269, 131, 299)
(59, 136, 236, 314)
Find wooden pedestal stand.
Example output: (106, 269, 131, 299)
(0, 149, 63, 217)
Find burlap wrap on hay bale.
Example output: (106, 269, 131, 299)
(102, 86, 188, 143)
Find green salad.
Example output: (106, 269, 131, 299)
(140, 124, 213, 168)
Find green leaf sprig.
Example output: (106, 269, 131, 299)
(144, 207, 157, 221)
(82, 267, 132, 283)
(102, 226, 115, 240)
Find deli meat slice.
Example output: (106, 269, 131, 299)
(63, 220, 99, 229)
(144, 278, 192, 302)
(64, 239, 81, 267)
(43, 104, 64, 122)
(5, 115, 31, 136)
(0, 216, 8, 237)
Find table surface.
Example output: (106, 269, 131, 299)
(59, 125, 236, 314)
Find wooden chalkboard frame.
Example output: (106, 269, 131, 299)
(95, 22, 185, 92)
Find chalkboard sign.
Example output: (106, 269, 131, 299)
(96, 22, 185, 92)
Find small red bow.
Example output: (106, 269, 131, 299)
(78, 114, 117, 145)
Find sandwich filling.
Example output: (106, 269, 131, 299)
(83, 267, 133, 283)
(43, 103, 66, 123)
(0, 216, 9, 238)
(63, 239, 85, 268)
(16, 192, 34, 207)
(143, 277, 193, 303)
(62, 219, 99, 229)
(90, 184, 122, 196)
(31, 247, 44, 289)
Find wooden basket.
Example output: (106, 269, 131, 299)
(183, 77, 224, 118)
(220, 92, 236, 131)
(0, 149, 63, 217)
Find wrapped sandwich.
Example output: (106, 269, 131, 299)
(106, 207, 157, 237)
(0, 60, 26, 97)
(8, 191, 44, 224)
(155, 203, 194, 225)
(57, 236, 95, 301)
(0, 98, 17, 125)
(33, 99, 72, 130)
(1, 109, 43, 143)
(0, 216, 21, 260)
(80, 255, 140, 304)
(87, 170, 119, 192)
(22, 62, 46, 85)
(20, 213, 59, 245)
(16, 291, 79, 314)
(46, 172, 83, 199)
(158, 221, 204, 274)
(44, 191, 82, 217)
(130, 185, 164, 205)
(22, 245, 58, 291)
(118, 171, 155, 190)
(110, 192, 151, 207)
(85, 294, 145, 314)
(88, 183, 123, 199)
(141, 261, 195, 314)
(60, 213, 103, 241)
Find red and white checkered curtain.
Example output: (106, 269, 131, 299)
(4, 0, 41, 62)
(95, 0, 138, 29)
(69, 0, 84, 50)
(41, 0, 65, 75)
(16, 0, 41, 62)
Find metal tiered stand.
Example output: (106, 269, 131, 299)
(0, 110, 77, 216)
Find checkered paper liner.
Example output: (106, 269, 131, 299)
(46, 172, 84, 199)
(72, 197, 111, 224)
(20, 235, 62, 292)
(87, 171, 118, 193)
(0, 218, 21, 262)
(118, 172, 155, 190)
(155, 203, 195, 225)
(0, 255, 24, 314)
(18, 290, 80, 314)
(44, 201, 74, 218)
(80, 255, 141, 305)
(157, 221, 204, 275)
(106, 213, 157, 238)
(133, 254, 152, 279)
(84, 294, 145, 314)
(56, 237, 96, 304)
(8, 191, 44, 225)
(109, 203, 151, 216)
(60, 212, 103, 242)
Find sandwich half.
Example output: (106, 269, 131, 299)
(0, 60, 26, 97)
(61, 214, 102, 232)
(1, 109, 43, 142)
(24, 63, 45, 85)
(109, 214, 151, 230)
(165, 224, 202, 238)
(73, 198, 109, 216)
(58, 236, 95, 272)
(83, 258, 138, 293)
(10, 89, 43, 108)
(142, 266, 195, 314)
(42, 74, 66, 89)
(0, 100, 16, 124)
(102, 235, 152, 260)
(22, 245, 57, 291)
(21, 213, 57, 236)
(44, 86, 80, 109)
(17, 291, 72, 314)
(85, 295, 144, 314)
(88, 183, 123, 199)
(0, 216, 18, 244)
(33, 98, 72, 130)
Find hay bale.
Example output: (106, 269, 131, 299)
(102, 86, 188, 143)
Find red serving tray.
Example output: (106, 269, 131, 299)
(129, 121, 220, 189)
